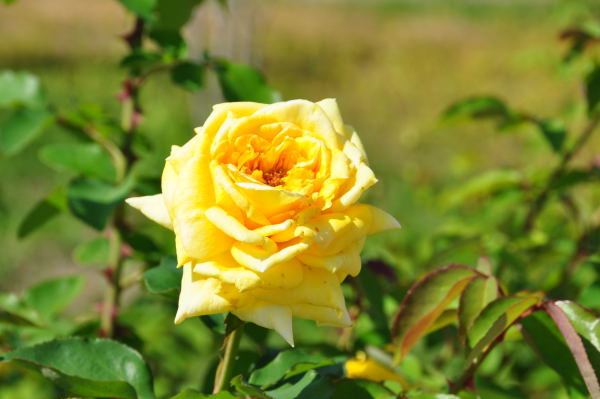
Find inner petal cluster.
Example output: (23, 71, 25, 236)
(214, 120, 330, 200)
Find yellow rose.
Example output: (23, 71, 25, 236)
(345, 352, 407, 384)
(126, 99, 400, 345)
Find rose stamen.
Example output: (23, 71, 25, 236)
(263, 168, 287, 187)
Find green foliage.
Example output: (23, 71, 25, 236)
(67, 174, 135, 230)
(73, 237, 111, 265)
(392, 265, 480, 359)
(1, 338, 155, 399)
(23, 275, 85, 322)
(214, 59, 282, 103)
(586, 65, 600, 115)
(171, 62, 205, 92)
(0, 107, 53, 154)
(143, 255, 181, 295)
(17, 188, 67, 239)
(39, 142, 117, 181)
(2, 1, 600, 398)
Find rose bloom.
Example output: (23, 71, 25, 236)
(127, 99, 400, 345)
(345, 352, 407, 384)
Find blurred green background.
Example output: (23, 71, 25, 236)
(1, 0, 600, 397)
(2, 0, 595, 292)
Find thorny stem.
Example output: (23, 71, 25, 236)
(524, 112, 600, 231)
(99, 16, 145, 338)
(213, 325, 245, 393)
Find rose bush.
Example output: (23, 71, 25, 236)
(127, 99, 400, 345)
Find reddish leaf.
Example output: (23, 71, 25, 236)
(391, 265, 480, 360)
(545, 301, 600, 399)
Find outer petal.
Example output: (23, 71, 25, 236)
(290, 303, 351, 327)
(125, 194, 172, 230)
(252, 267, 346, 312)
(172, 155, 232, 260)
(193, 253, 304, 291)
(175, 264, 233, 323)
(233, 304, 294, 346)
(335, 163, 378, 209)
(316, 98, 345, 135)
(346, 353, 407, 383)
(298, 237, 364, 277)
(367, 205, 402, 234)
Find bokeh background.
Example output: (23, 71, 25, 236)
(3, 0, 594, 292)
(1, 0, 600, 397)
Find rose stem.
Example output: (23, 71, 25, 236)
(213, 324, 245, 393)
(99, 16, 145, 338)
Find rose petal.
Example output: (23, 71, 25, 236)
(175, 264, 233, 323)
(231, 240, 310, 273)
(193, 252, 304, 291)
(233, 304, 294, 346)
(298, 237, 364, 277)
(290, 303, 352, 327)
(316, 98, 345, 134)
(256, 99, 342, 150)
(205, 205, 274, 249)
(125, 194, 172, 230)
(252, 267, 346, 312)
(335, 162, 378, 209)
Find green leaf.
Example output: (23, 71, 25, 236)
(458, 276, 499, 341)
(391, 265, 480, 360)
(536, 118, 566, 153)
(154, 0, 203, 30)
(39, 142, 116, 181)
(199, 313, 227, 334)
(171, 62, 205, 91)
(466, 292, 544, 364)
(0, 70, 45, 108)
(358, 268, 391, 344)
(332, 379, 394, 399)
(213, 59, 282, 103)
(556, 301, 600, 354)
(522, 311, 589, 397)
(231, 375, 273, 399)
(67, 174, 135, 230)
(24, 275, 85, 321)
(143, 256, 181, 294)
(118, 0, 157, 20)
(148, 29, 187, 58)
(0, 293, 43, 326)
(444, 169, 522, 206)
(0, 107, 53, 154)
(551, 168, 600, 191)
(0, 309, 38, 327)
(1, 337, 155, 399)
(249, 350, 328, 388)
(73, 237, 110, 265)
(170, 389, 237, 399)
(586, 65, 600, 115)
(442, 96, 511, 123)
(18, 188, 67, 239)
(266, 370, 332, 399)
(544, 302, 600, 398)
(120, 50, 162, 72)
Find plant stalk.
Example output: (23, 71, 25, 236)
(213, 325, 245, 393)
(524, 112, 600, 231)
